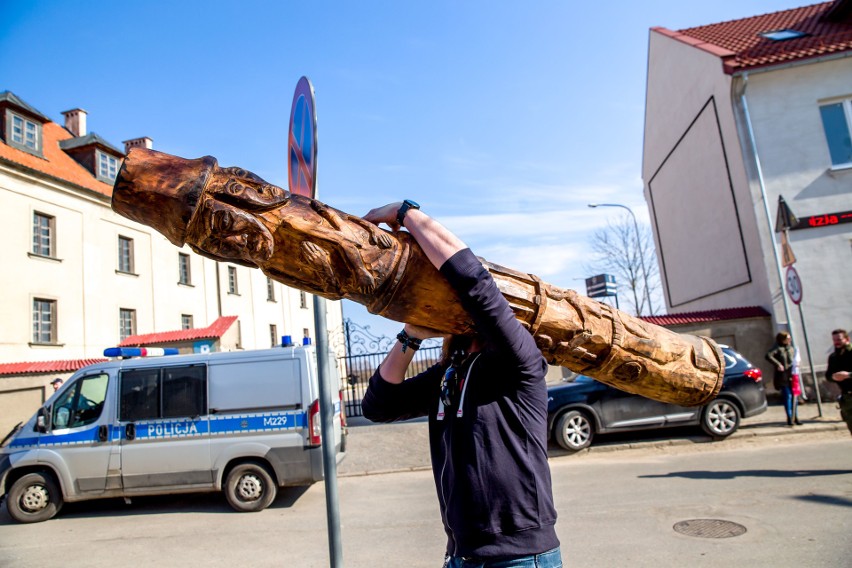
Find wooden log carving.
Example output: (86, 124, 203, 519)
(112, 147, 724, 406)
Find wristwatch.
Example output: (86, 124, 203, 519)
(396, 199, 420, 227)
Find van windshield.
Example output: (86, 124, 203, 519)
(52, 373, 109, 429)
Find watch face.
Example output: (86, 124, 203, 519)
(404, 199, 420, 209)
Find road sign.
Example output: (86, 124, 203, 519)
(780, 231, 797, 267)
(775, 195, 798, 233)
(288, 76, 317, 199)
(586, 274, 617, 298)
(785, 266, 803, 305)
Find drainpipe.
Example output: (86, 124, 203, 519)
(738, 73, 796, 340)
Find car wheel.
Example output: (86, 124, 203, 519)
(555, 410, 594, 452)
(7, 472, 63, 523)
(225, 462, 277, 512)
(702, 399, 741, 439)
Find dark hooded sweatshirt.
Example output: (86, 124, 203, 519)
(361, 248, 559, 560)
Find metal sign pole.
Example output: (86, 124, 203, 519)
(797, 303, 823, 417)
(289, 76, 342, 568)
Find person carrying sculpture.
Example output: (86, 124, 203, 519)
(766, 331, 800, 426)
(361, 200, 562, 567)
(826, 328, 852, 436)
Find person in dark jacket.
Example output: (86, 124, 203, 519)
(826, 328, 852, 436)
(361, 201, 562, 568)
(766, 331, 800, 426)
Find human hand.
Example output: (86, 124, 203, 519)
(363, 202, 404, 231)
(777, 365, 784, 372)
(404, 323, 445, 341)
(832, 370, 850, 382)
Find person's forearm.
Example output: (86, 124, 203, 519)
(377, 326, 429, 384)
(400, 209, 466, 271)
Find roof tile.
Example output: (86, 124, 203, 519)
(666, 1, 852, 73)
(0, 358, 109, 376)
(640, 306, 771, 327)
(118, 316, 238, 347)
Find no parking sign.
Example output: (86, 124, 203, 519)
(785, 266, 803, 305)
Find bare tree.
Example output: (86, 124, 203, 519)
(585, 215, 660, 316)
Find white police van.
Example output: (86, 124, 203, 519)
(0, 345, 345, 523)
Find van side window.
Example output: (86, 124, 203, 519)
(163, 366, 206, 418)
(120, 369, 160, 422)
(52, 373, 109, 429)
(120, 365, 207, 421)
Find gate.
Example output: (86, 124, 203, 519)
(337, 320, 442, 417)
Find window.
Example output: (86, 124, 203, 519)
(300, 290, 308, 309)
(236, 320, 243, 349)
(52, 373, 108, 429)
(760, 29, 807, 41)
(118, 236, 134, 273)
(97, 150, 120, 181)
(181, 314, 193, 330)
(267, 277, 276, 301)
(32, 212, 55, 257)
(119, 308, 136, 341)
(178, 253, 192, 285)
(270, 324, 278, 347)
(303, 328, 311, 345)
(819, 99, 852, 167)
(8, 111, 41, 154)
(32, 298, 57, 344)
(119, 365, 206, 421)
(228, 266, 238, 294)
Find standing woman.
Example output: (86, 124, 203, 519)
(766, 331, 800, 426)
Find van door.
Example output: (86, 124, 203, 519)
(40, 373, 114, 494)
(118, 365, 213, 491)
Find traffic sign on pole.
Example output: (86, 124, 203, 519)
(288, 76, 318, 199)
(785, 266, 803, 305)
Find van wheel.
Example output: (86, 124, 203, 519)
(225, 463, 277, 512)
(7, 472, 63, 523)
(554, 410, 594, 452)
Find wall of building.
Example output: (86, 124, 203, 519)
(733, 55, 852, 372)
(642, 31, 773, 316)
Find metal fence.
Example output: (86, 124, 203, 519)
(339, 346, 442, 417)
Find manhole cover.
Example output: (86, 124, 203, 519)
(673, 519, 747, 539)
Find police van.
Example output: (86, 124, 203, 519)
(0, 345, 345, 523)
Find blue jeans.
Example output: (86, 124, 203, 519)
(445, 547, 562, 567)
(781, 386, 798, 421)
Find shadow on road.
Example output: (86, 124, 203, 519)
(638, 469, 852, 480)
(0, 485, 312, 525)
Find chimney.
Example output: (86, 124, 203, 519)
(61, 108, 87, 137)
(123, 137, 153, 154)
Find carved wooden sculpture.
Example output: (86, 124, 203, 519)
(112, 148, 724, 406)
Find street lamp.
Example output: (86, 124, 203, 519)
(588, 203, 653, 315)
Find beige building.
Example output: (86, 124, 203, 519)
(643, 1, 852, 382)
(0, 91, 343, 435)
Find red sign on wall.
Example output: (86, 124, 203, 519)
(792, 210, 852, 230)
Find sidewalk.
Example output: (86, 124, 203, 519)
(337, 401, 847, 477)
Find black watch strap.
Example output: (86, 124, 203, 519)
(397, 199, 420, 227)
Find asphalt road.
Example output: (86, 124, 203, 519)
(1, 429, 849, 567)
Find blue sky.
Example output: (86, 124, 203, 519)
(2, 0, 805, 341)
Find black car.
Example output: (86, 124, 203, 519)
(547, 346, 767, 452)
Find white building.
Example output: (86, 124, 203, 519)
(642, 0, 852, 381)
(0, 91, 343, 434)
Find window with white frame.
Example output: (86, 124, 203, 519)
(819, 98, 852, 168)
(32, 212, 55, 257)
(32, 298, 57, 344)
(300, 290, 308, 309)
(228, 266, 239, 294)
(118, 236, 134, 273)
(9, 111, 40, 153)
(270, 324, 278, 347)
(181, 314, 193, 330)
(97, 150, 120, 181)
(119, 308, 136, 341)
(178, 253, 192, 285)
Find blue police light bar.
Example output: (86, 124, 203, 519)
(104, 347, 180, 358)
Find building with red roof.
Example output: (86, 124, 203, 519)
(643, 1, 852, 384)
(0, 91, 343, 435)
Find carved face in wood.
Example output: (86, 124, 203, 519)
(185, 166, 292, 267)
